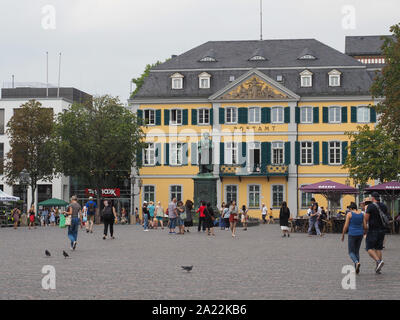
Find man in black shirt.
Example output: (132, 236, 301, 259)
(364, 192, 389, 274)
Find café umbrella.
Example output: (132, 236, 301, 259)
(365, 181, 400, 221)
(0, 190, 20, 202)
(299, 180, 358, 216)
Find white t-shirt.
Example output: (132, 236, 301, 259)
(262, 207, 267, 216)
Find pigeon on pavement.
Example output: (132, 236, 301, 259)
(45, 250, 51, 257)
(63, 250, 69, 259)
(181, 266, 193, 272)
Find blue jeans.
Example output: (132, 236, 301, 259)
(143, 214, 149, 230)
(308, 219, 321, 235)
(169, 218, 177, 230)
(67, 218, 79, 247)
(348, 235, 363, 264)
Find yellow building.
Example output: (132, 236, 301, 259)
(129, 37, 383, 218)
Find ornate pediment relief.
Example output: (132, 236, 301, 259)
(218, 76, 288, 100)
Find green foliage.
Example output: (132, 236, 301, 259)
(53, 95, 146, 191)
(5, 100, 56, 206)
(344, 125, 400, 184)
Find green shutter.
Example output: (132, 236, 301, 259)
(155, 143, 162, 166)
(164, 110, 170, 125)
(323, 107, 328, 123)
(191, 109, 197, 125)
(240, 142, 247, 167)
(322, 142, 328, 165)
(164, 143, 169, 165)
(295, 107, 300, 123)
(313, 142, 319, 165)
(219, 108, 225, 124)
(182, 143, 189, 165)
(238, 108, 247, 124)
(295, 141, 300, 165)
(342, 141, 348, 164)
(341, 107, 348, 123)
(209, 109, 213, 125)
(191, 143, 198, 165)
(220, 142, 224, 165)
(370, 107, 376, 123)
(183, 109, 188, 125)
(313, 107, 319, 123)
(284, 107, 290, 123)
(137, 148, 143, 167)
(261, 107, 271, 123)
(284, 142, 291, 165)
(156, 110, 161, 125)
(351, 143, 356, 157)
(351, 107, 357, 123)
(137, 110, 143, 123)
(261, 142, 271, 167)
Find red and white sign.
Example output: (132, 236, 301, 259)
(85, 188, 121, 198)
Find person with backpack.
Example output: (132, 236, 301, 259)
(102, 200, 118, 240)
(364, 192, 391, 274)
(85, 196, 96, 234)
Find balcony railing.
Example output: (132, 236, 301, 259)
(219, 164, 288, 177)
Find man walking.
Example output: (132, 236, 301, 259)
(364, 192, 390, 274)
(168, 198, 178, 234)
(142, 201, 149, 231)
(85, 196, 96, 233)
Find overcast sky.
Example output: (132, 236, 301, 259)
(0, 0, 398, 103)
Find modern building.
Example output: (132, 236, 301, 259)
(0, 85, 91, 208)
(129, 36, 386, 218)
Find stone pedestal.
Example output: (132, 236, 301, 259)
(193, 173, 218, 210)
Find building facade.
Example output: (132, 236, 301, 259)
(129, 37, 385, 218)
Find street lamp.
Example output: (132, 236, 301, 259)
(130, 175, 142, 224)
(19, 169, 30, 213)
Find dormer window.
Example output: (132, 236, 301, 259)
(200, 56, 216, 62)
(199, 49, 217, 62)
(171, 73, 184, 90)
(328, 69, 341, 87)
(249, 48, 267, 61)
(297, 48, 317, 60)
(249, 55, 266, 61)
(299, 54, 316, 60)
(300, 70, 313, 87)
(198, 72, 211, 89)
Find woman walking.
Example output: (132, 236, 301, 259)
(184, 200, 194, 233)
(341, 202, 366, 274)
(229, 201, 238, 238)
(148, 201, 155, 229)
(205, 202, 215, 236)
(154, 201, 164, 230)
(241, 205, 248, 231)
(65, 196, 81, 250)
(28, 205, 36, 230)
(12, 207, 20, 230)
(102, 200, 118, 240)
(308, 203, 322, 237)
(279, 201, 291, 237)
(219, 202, 226, 230)
(50, 208, 56, 227)
(222, 203, 230, 231)
(176, 200, 186, 235)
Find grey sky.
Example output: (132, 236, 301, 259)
(0, 0, 398, 103)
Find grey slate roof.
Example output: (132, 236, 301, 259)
(132, 38, 375, 100)
(345, 35, 392, 56)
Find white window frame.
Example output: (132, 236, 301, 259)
(357, 106, 370, 123)
(248, 184, 261, 209)
(300, 107, 313, 124)
(143, 109, 155, 126)
(171, 73, 184, 90)
(143, 143, 156, 166)
(271, 141, 284, 165)
(198, 108, 210, 125)
(198, 72, 211, 89)
(247, 141, 261, 172)
(271, 184, 285, 208)
(225, 107, 238, 124)
(300, 185, 313, 209)
(225, 184, 238, 205)
(300, 70, 313, 87)
(225, 142, 238, 165)
(271, 106, 284, 124)
(328, 106, 341, 123)
(170, 109, 182, 125)
(328, 70, 341, 87)
(169, 185, 183, 202)
(170, 143, 183, 166)
(300, 141, 313, 165)
(143, 185, 156, 204)
(328, 141, 341, 165)
(248, 107, 261, 124)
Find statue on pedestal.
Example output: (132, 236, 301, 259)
(198, 132, 213, 174)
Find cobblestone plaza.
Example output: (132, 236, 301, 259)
(0, 224, 399, 300)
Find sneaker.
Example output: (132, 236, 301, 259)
(72, 241, 77, 250)
(375, 260, 384, 273)
(144, 229, 149, 232)
(86, 230, 89, 233)
(111, 236, 115, 239)
(355, 262, 360, 274)
(103, 235, 106, 240)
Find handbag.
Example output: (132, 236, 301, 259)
(59, 214, 66, 228)
(180, 211, 187, 220)
(65, 214, 72, 226)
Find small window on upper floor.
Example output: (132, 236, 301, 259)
(200, 56, 216, 62)
(300, 70, 313, 87)
(198, 72, 211, 89)
(249, 55, 266, 61)
(328, 69, 341, 87)
(171, 73, 184, 89)
(299, 54, 316, 60)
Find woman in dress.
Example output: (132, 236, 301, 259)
(184, 200, 193, 233)
(176, 200, 186, 235)
(154, 201, 164, 230)
(205, 202, 215, 236)
(49, 208, 56, 226)
(12, 207, 21, 229)
(219, 202, 226, 230)
(279, 201, 291, 237)
(229, 201, 238, 238)
(28, 205, 36, 230)
(241, 205, 249, 231)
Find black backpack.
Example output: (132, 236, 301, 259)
(373, 203, 391, 228)
(102, 206, 113, 218)
(88, 202, 95, 214)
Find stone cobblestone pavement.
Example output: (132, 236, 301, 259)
(0, 224, 399, 300)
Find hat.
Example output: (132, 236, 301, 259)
(371, 192, 380, 200)
(89, 196, 93, 200)
(364, 197, 372, 203)
(143, 201, 147, 204)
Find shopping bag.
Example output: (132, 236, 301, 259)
(59, 214, 66, 228)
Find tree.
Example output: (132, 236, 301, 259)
(53, 95, 146, 223)
(5, 100, 55, 208)
(344, 125, 400, 185)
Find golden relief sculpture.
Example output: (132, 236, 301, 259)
(220, 76, 288, 100)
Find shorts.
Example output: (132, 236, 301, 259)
(280, 226, 290, 231)
(156, 216, 163, 221)
(178, 218, 185, 226)
(366, 230, 385, 251)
